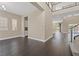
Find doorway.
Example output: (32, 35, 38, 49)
(53, 22, 62, 32)
(24, 17, 28, 37)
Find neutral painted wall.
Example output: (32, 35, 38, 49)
(61, 16, 79, 33)
(0, 10, 22, 38)
(28, 2, 53, 41)
(38, 2, 53, 40)
(44, 7, 53, 40)
(28, 10, 45, 40)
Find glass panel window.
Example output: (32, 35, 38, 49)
(12, 19, 17, 31)
(0, 17, 8, 31)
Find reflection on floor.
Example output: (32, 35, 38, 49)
(0, 32, 72, 56)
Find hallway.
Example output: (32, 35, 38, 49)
(45, 32, 72, 56)
(0, 32, 72, 56)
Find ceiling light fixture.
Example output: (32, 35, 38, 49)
(0, 4, 6, 10)
(1, 5, 6, 10)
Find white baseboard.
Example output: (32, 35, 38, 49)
(45, 35, 53, 42)
(28, 35, 53, 42)
(0, 35, 23, 40)
(0, 34, 53, 42)
(28, 37, 45, 42)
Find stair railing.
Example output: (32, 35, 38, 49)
(70, 24, 79, 42)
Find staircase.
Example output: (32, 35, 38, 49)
(70, 24, 79, 56)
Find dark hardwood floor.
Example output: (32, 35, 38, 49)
(0, 32, 72, 56)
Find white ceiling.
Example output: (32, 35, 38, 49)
(0, 2, 38, 16)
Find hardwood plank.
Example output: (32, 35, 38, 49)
(0, 32, 72, 56)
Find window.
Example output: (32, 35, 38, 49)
(0, 17, 8, 31)
(12, 19, 17, 31)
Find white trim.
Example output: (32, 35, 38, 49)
(0, 34, 53, 42)
(28, 37, 45, 42)
(0, 35, 23, 40)
(28, 35, 53, 42)
(45, 35, 53, 42)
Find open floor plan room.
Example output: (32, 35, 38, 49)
(0, 2, 79, 56)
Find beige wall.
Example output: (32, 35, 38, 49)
(28, 10, 45, 40)
(0, 10, 22, 38)
(28, 2, 53, 41)
(45, 7, 53, 39)
(61, 16, 79, 33)
(38, 2, 53, 40)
